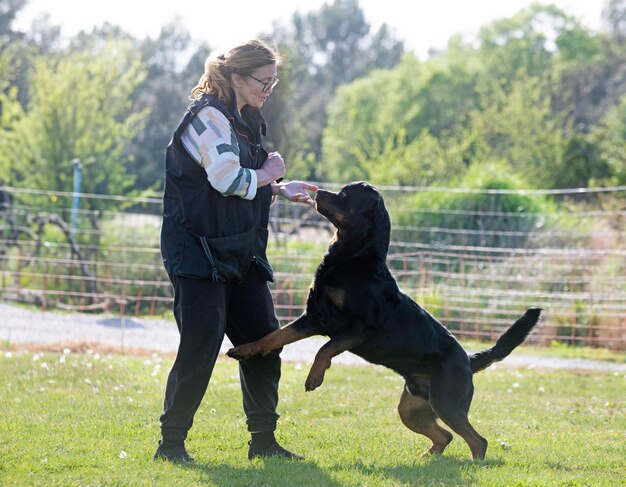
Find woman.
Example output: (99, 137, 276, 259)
(155, 38, 317, 462)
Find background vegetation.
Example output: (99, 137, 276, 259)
(1, 0, 625, 194)
(1, 1, 625, 350)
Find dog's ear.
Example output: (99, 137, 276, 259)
(373, 194, 391, 254)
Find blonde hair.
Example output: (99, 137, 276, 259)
(190, 38, 280, 104)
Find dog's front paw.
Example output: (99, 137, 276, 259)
(226, 344, 258, 360)
(304, 374, 324, 391)
(304, 368, 326, 391)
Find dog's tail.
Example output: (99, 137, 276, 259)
(469, 308, 542, 373)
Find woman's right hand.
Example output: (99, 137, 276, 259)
(262, 152, 286, 181)
(256, 152, 286, 187)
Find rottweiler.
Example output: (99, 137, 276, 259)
(228, 182, 542, 460)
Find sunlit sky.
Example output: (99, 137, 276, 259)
(15, 0, 604, 58)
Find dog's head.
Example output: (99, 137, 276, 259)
(315, 182, 391, 255)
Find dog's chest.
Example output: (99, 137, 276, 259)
(311, 287, 349, 335)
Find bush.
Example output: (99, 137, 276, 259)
(391, 161, 556, 249)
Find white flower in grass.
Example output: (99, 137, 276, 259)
(119, 451, 128, 459)
(513, 382, 520, 388)
(41, 362, 49, 370)
(538, 386, 545, 393)
(4, 352, 12, 358)
(498, 439, 512, 449)
(63, 348, 71, 355)
(33, 353, 40, 361)
(59, 355, 66, 364)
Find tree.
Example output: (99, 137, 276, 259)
(476, 3, 583, 85)
(321, 50, 482, 183)
(320, 3, 620, 189)
(124, 19, 210, 191)
(0, 0, 29, 183)
(0, 0, 27, 38)
(591, 93, 626, 185)
(468, 76, 568, 188)
(602, 0, 626, 39)
(0, 41, 148, 205)
(0, 82, 26, 183)
(270, 0, 404, 177)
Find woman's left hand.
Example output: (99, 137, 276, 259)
(278, 181, 319, 207)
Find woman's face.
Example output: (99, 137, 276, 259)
(232, 63, 278, 112)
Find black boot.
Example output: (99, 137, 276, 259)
(248, 431, 304, 461)
(153, 439, 194, 462)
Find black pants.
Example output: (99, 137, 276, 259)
(159, 266, 281, 442)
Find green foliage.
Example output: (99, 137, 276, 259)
(468, 76, 569, 187)
(391, 161, 555, 249)
(272, 0, 405, 169)
(0, 84, 27, 182)
(3, 1, 625, 192)
(591, 93, 626, 185)
(476, 3, 580, 82)
(321, 67, 395, 182)
(1, 40, 148, 204)
(416, 287, 444, 316)
(602, 0, 626, 39)
(321, 53, 482, 183)
(0, 351, 624, 486)
(320, 3, 625, 190)
(124, 20, 209, 191)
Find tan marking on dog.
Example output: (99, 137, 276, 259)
(325, 287, 346, 309)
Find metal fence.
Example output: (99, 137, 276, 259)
(1, 183, 624, 350)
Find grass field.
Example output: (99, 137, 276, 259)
(0, 349, 624, 486)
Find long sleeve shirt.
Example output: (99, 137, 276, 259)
(180, 106, 258, 200)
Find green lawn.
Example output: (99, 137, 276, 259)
(0, 349, 624, 486)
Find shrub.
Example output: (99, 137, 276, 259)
(391, 161, 556, 249)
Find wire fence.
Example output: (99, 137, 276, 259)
(1, 183, 625, 350)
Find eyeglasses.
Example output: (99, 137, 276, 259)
(246, 74, 279, 92)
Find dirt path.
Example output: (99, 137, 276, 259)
(1, 303, 624, 372)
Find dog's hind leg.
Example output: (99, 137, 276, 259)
(428, 365, 488, 460)
(397, 384, 453, 457)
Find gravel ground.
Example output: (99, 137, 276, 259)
(1, 302, 624, 372)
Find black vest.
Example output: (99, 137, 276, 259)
(160, 93, 274, 282)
